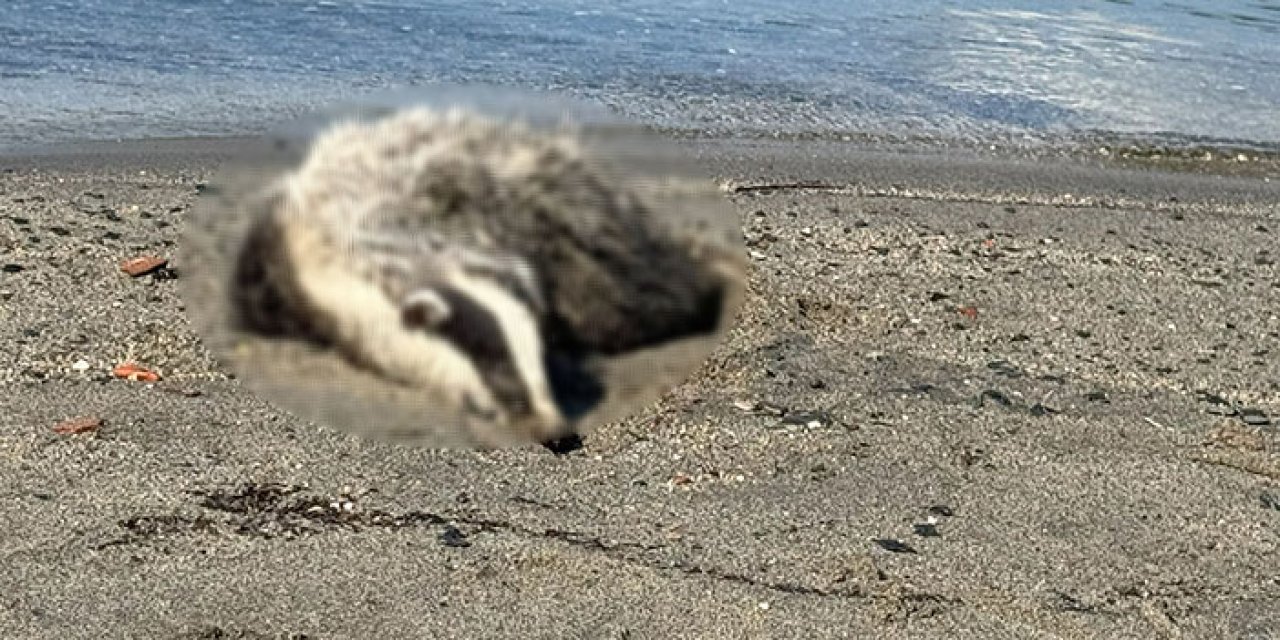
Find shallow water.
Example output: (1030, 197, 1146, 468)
(1, 0, 1278, 149)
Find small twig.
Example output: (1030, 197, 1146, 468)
(730, 182, 842, 194)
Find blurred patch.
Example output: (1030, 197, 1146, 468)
(180, 85, 745, 449)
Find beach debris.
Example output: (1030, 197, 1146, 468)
(1142, 416, 1168, 430)
(927, 505, 955, 517)
(975, 389, 1013, 408)
(161, 385, 204, 398)
(1084, 390, 1110, 403)
(2, 263, 24, 273)
(912, 522, 940, 538)
(730, 181, 839, 194)
(987, 359, 1022, 378)
(957, 445, 991, 468)
(1262, 492, 1280, 512)
(1197, 391, 1236, 415)
(53, 416, 103, 435)
(780, 410, 834, 429)
(1196, 392, 1272, 426)
(439, 525, 472, 548)
(1240, 408, 1271, 427)
(734, 399, 787, 417)
(873, 538, 917, 554)
(956, 305, 979, 320)
(112, 362, 161, 382)
(149, 266, 179, 281)
(120, 255, 168, 277)
(1029, 403, 1060, 417)
(71, 359, 91, 373)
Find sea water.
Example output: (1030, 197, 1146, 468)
(1, 0, 1277, 150)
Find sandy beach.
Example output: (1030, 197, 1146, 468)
(1, 136, 1278, 638)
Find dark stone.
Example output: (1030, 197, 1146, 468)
(927, 505, 955, 517)
(1084, 390, 1110, 403)
(1240, 408, 1271, 427)
(913, 523, 940, 537)
(1261, 492, 1280, 511)
(439, 525, 471, 548)
(874, 538, 917, 554)
(2, 263, 24, 273)
(928, 291, 951, 302)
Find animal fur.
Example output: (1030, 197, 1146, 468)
(228, 106, 740, 444)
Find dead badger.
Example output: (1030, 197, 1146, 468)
(230, 106, 737, 446)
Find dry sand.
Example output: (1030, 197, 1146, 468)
(1, 136, 1278, 638)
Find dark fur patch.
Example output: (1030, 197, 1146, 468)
(408, 283, 533, 416)
(544, 351, 605, 420)
(230, 195, 333, 346)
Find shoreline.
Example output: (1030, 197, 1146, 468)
(1, 134, 1277, 638)
(5, 125, 1279, 179)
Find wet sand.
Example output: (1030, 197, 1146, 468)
(1, 137, 1278, 638)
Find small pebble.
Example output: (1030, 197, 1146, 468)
(442, 527, 473, 547)
(1261, 492, 1280, 511)
(874, 538, 917, 554)
(1240, 408, 1271, 427)
(913, 523, 940, 537)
